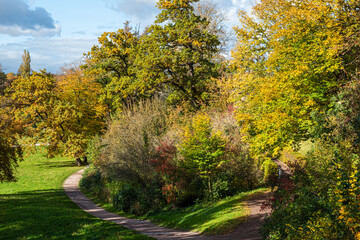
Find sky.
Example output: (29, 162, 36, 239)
(0, 0, 252, 74)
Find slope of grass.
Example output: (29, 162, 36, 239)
(0, 150, 153, 240)
(84, 186, 268, 235)
(145, 188, 268, 235)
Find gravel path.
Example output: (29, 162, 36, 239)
(63, 169, 270, 240)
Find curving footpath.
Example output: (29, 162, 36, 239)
(63, 169, 270, 240)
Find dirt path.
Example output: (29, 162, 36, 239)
(63, 169, 270, 240)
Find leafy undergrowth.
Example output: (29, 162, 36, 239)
(84, 187, 268, 235)
(0, 149, 153, 240)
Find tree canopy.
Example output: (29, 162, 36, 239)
(0, 99, 22, 182)
(82, 23, 140, 112)
(83, 0, 221, 111)
(137, 0, 220, 107)
(7, 68, 107, 158)
(230, 0, 358, 158)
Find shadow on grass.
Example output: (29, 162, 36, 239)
(35, 160, 77, 169)
(0, 189, 153, 240)
(151, 195, 249, 235)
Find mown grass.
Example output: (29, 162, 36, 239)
(0, 149, 153, 240)
(84, 186, 268, 235)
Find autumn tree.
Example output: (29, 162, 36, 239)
(0, 126, 22, 183)
(0, 96, 22, 182)
(230, 0, 356, 159)
(136, 0, 221, 108)
(7, 68, 106, 160)
(55, 66, 107, 158)
(0, 64, 22, 181)
(17, 49, 31, 78)
(82, 22, 140, 112)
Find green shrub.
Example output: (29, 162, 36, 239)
(79, 166, 103, 197)
(112, 183, 139, 213)
(179, 113, 227, 199)
(211, 178, 230, 200)
(175, 176, 206, 207)
(262, 158, 278, 185)
(111, 179, 166, 215)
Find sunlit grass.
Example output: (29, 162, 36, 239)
(145, 188, 268, 235)
(0, 149, 153, 240)
(85, 186, 268, 235)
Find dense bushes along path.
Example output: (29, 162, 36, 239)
(64, 169, 271, 240)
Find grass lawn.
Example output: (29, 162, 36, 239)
(0, 149, 153, 240)
(85, 187, 268, 235)
(145, 188, 268, 235)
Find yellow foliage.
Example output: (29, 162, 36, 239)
(230, 0, 350, 159)
(156, 0, 193, 9)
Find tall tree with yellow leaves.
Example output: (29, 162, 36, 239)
(0, 99, 22, 182)
(82, 22, 140, 112)
(8, 68, 107, 160)
(231, 0, 358, 159)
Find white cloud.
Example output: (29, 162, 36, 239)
(0, 38, 98, 73)
(0, 24, 61, 37)
(103, 0, 159, 27)
(210, 0, 252, 28)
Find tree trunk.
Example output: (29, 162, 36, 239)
(75, 157, 83, 166)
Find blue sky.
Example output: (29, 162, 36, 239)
(0, 0, 252, 73)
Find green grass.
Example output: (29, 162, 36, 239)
(0, 149, 153, 240)
(85, 187, 268, 235)
(145, 188, 268, 235)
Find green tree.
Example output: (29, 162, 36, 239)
(136, 0, 221, 108)
(17, 49, 31, 78)
(82, 22, 140, 112)
(83, 1, 221, 110)
(179, 113, 227, 196)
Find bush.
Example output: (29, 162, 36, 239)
(211, 108, 261, 192)
(85, 135, 102, 164)
(96, 98, 168, 187)
(211, 178, 230, 200)
(261, 143, 360, 239)
(85, 100, 261, 214)
(112, 183, 139, 213)
(79, 166, 104, 198)
(179, 113, 227, 199)
(262, 158, 278, 186)
(150, 108, 260, 204)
